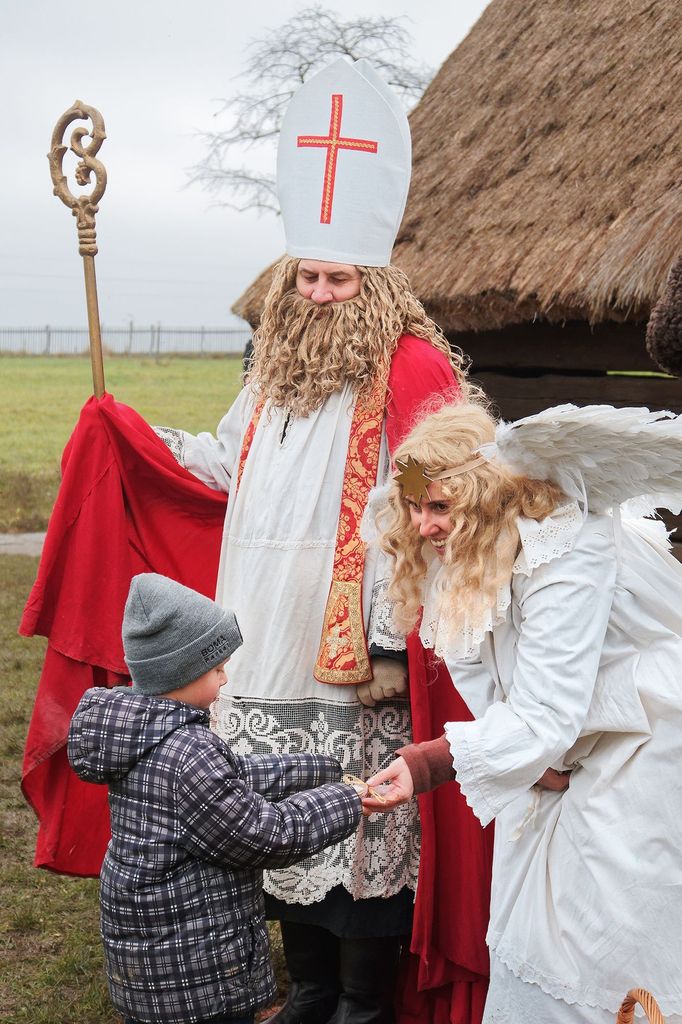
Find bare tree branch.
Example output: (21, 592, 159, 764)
(189, 5, 432, 214)
(187, 163, 279, 214)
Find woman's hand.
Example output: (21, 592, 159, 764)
(361, 757, 415, 813)
(535, 767, 571, 791)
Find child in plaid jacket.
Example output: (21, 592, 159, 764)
(68, 574, 362, 1024)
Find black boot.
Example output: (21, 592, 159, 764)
(265, 921, 340, 1024)
(326, 935, 402, 1024)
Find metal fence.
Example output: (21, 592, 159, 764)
(0, 325, 251, 356)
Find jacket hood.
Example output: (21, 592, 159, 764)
(67, 686, 208, 784)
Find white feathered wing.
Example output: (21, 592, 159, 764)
(479, 404, 682, 517)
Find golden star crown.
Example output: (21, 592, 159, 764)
(393, 455, 433, 503)
(394, 454, 488, 503)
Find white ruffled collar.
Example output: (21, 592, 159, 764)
(419, 501, 583, 660)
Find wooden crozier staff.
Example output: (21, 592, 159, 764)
(48, 101, 107, 398)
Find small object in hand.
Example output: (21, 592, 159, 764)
(343, 773, 387, 803)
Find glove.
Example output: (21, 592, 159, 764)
(356, 658, 408, 708)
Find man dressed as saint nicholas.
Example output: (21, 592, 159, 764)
(159, 59, 493, 1024)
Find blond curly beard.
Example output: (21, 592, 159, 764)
(246, 257, 465, 418)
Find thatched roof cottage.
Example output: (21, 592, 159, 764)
(234, 0, 681, 420)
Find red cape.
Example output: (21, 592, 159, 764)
(20, 393, 227, 875)
(21, 344, 492, 1022)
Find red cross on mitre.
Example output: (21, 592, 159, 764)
(297, 94, 379, 225)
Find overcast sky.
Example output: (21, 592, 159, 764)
(1, 1, 489, 328)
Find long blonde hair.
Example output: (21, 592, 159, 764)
(246, 256, 469, 417)
(380, 401, 565, 634)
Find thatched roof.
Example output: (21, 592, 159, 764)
(234, 0, 682, 333)
(234, 261, 280, 328)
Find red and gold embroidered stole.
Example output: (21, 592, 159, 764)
(235, 399, 264, 490)
(235, 376, 387, 685)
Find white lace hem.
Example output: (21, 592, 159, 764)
(489, 941, 682, 1017)
(444, 725, 496, 827)
(263, 815, 420, 903)
(213, 694, 420, 904)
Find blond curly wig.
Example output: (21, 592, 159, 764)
(379, 400, 566, 635)
(246, 257, 470, 418)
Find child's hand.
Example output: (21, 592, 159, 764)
(361, 757, 414, 813)
(343, 773, 388, 815)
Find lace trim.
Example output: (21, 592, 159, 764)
(483, 957, 669, 1024)
(420, 502, 583, 660)
(153, 426, 186, 467)
(367, 579, 407, 652)
(513, 501, 583, 576)
(213, 695, 420, 903)
(227, 536, 334, 551)
(420, 570, 511, 662)
(444, 725, 497, 828)
(490, 942, 682, 1016)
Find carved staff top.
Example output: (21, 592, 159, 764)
(48, 101, 107, 256)
(48, 101, 108, 397)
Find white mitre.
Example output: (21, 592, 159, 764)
(277, 57, 412, 267)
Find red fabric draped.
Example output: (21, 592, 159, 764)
(401, 637, 494, 1024)
(20, 393, 226, 874)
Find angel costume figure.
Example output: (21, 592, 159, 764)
(365, 400, 682, 1023)
(158, 60, 492, 1024)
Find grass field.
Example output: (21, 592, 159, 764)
(1, 555, 117, 1023)
(0, 355, 245, 531)
(0, 356, 286, 1021)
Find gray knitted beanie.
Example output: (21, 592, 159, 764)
(122, 573, 243, 695)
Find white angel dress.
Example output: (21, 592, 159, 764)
(418, 403, 682, 1023)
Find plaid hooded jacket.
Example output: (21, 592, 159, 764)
(68, 687, 361, 1023)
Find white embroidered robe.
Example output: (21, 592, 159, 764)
(180, 383, 418, 904)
